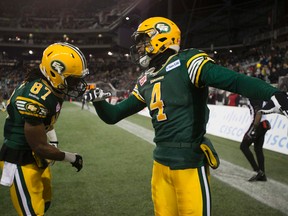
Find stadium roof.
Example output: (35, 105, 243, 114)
(0, 0, 287, 58)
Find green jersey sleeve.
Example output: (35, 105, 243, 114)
(200, 62, 279, 100)
(180, 48, 279, 100)
(93, 95, 146, 124)
(180, 48, 215, 88)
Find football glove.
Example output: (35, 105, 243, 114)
(71, 154, 83, 172)
(84, 88, 111, 102)
(260, 92, 288, 117)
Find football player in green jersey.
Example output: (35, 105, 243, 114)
(0, 42, 88, 216)
(85, 17, 288, 216)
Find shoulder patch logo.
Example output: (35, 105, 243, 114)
(26, 103, 39, 113)
(155, 23, 170, 33)
(15, 98, 48, 118)
(51, 60, 65, 73)
(166, 59, 181, 72)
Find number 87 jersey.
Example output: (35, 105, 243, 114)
(4, 78, 63, 151)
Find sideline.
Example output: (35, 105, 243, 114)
(78, 102, 288, 215)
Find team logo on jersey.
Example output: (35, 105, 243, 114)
(26, 103, 39, 113)
(139, 75, 147, 86)
(16, 98, 48, 118)
(51, 60, 65, 73)
(166, 59, 181, 72)
(155, 23, 170, 33)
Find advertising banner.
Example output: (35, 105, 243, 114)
(138, 105, 288, 155)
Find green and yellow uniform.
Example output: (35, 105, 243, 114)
(93, 48, 279, 216)
(0, 78, 63, 216)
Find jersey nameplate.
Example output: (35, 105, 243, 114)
(166, 59, 180, 72)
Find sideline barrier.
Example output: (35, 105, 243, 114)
(138, 105, 288, 155)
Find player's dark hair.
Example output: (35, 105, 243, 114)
(24, 66, 47, 82)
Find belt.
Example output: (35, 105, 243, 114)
(156, 142, 194, 148)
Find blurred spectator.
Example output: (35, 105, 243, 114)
(208, 88, 217, 105)
(268, 67, 280, 84)
(277, 51, 288, 77)
(227, 93, 240, 106)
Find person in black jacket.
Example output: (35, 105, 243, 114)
(240, 99, 271, 181)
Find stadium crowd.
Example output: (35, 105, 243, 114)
(0, 44, 288, 106)
(0, 0, 135, 30)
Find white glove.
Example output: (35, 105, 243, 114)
(260, 92, 288, 117)
(84, 88, 112, 102)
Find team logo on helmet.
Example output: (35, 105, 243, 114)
(51, 60, 65, 73)
(155, 23, 170, 33)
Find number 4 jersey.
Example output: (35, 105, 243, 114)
(132, 48, 278, 169)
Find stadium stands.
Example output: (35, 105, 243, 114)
(0, 0, 287, 104)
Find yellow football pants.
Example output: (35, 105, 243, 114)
(152, 161, 211, 216)
(0, 162, 52, 216)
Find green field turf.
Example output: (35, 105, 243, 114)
(0, 102, 287, 216)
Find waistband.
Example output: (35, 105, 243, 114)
(156, 142, 194, 148)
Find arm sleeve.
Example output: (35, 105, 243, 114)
(46, 128, 58, 142)
(93, 95, 146, 124)
(201, 62, 280, 101)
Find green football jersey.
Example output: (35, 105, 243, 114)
(3, 79, 64, 151)
(131, 48, 278, 169)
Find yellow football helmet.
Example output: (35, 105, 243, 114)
(130, 17, 181, 67)
(40, 42, 89, 97)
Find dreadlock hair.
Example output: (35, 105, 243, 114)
(24, 65, 47, 82)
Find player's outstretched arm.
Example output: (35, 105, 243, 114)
(85, 88, 146, 124)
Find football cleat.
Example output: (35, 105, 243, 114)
(248, 170, 267, 182)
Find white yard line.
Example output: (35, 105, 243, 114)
(79, 102, 288, 215)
